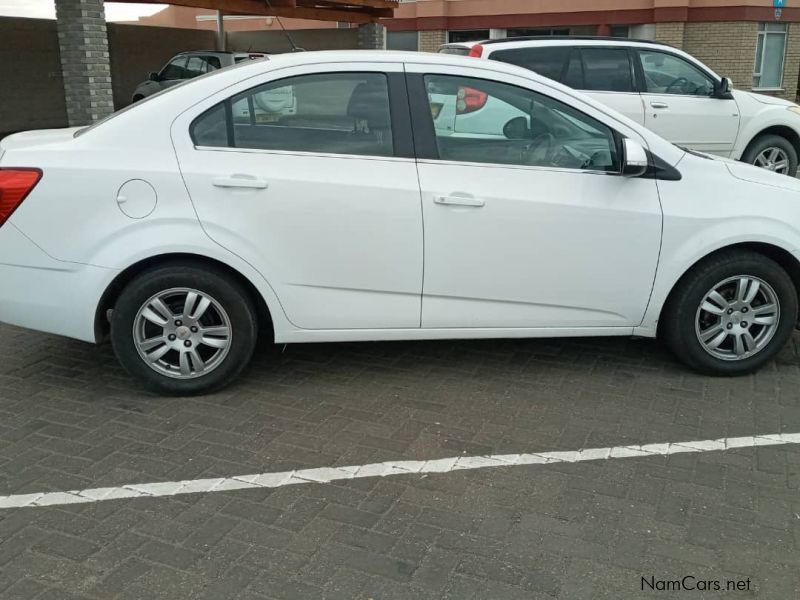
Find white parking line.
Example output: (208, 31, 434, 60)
(1, 432, 799, 510)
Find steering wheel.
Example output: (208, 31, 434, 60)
(523, 133, 556, 165)
(665, 77, 689, 95)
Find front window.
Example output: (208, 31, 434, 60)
(191, 72, 395, 158)
(754, 23, 787, 90)
(638, 50, 716, 97)
(161, 57, 188, 81)
(424, 74, 619, 172)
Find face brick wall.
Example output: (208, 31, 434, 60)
(419, 30, 447, 53)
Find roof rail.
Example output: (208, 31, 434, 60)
(478, 36, 674, 48)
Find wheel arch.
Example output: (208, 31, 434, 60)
(657, 242, 800, 337)
(742, 125, 800, 163)
(94, 253, 274, 343)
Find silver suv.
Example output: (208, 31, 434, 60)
(131, 51, 267, 103)
(440, 36, 800, 176)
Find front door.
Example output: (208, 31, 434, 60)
(173, 66, 423, 330)
(407, 66, 663, 330)
(636, 49, 740, 156)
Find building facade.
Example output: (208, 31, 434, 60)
(385, 0, 800, 101)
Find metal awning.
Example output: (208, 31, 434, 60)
(113, 0, 397, 23)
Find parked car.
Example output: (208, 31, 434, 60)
(3, 51, 800, 395)
(131, 50, 269, 102)
(439, 37, 800, 176)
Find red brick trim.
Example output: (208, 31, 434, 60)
(384, 7, 800, 32)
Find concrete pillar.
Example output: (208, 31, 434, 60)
(54, 0, 114, 126)
(358, 22, 386, 49)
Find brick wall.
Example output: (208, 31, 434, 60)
(683, 22, 757, 93)
(419, 30, 447, 53)
(654, 22, 686, 47)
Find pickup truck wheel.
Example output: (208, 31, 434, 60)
(741, 134, 798, 176)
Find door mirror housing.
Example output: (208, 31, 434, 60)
(716, 76, 734, 100)
(622, 138, 649, 177)
(148, 71, 160, 82)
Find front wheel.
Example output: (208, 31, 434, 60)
(662, 250, 797, 375)
(741, 134, 798, 176)
(111, 264, 258, 395)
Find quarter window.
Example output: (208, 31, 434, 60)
(424, 74, 619, 172)
(579, 48, 634, 92)
(191, 72, 394, 157)
(754, 23, 787, 90)
(638, 50, 716, 97)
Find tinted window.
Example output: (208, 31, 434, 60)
(580, 48, 634, 92)
(192, 72, 394, 157)
(424, 74, 618, 172)
(563, 51, 585, 88)
(639, 50, 715, 96)
(161, 57, 187, 80)
(185, 56, 206, 79)
(490, 47, 570, 82)
(205, 56, 222, 70)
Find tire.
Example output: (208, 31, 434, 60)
(741, 134, 798, 176)
(111, 264, 258, 395)
(662, 250, 797, 376)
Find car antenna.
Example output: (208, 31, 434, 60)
(263, 0, 304, 52)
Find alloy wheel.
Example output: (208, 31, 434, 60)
(133, 287, 232, 379)
(695, 275, 780, 361)
(754, 147, 791, 174)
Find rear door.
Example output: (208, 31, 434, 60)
(635, 48, 740, 156)
(171, 63, 424, 330)
(577, 47, 646, 125)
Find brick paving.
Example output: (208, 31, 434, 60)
(0, 323, 799, 599)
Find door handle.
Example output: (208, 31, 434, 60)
(212, 175, 268, 189)
(434, 195, 485, 208)
(650, 102, 669, 110)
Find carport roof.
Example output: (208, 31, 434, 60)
(113, 0, 397, 23)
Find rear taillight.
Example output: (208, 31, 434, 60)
(456, 87, 488, 115)
(0, 168, 41, 227)
(468, 44, 484, 58)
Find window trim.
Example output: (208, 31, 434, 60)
(634, 48, 718, 98)
(753, 22, 788, 91)
(406, 72, 623, 175)
(189, 71, 414, 160)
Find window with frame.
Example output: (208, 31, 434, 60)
(754, 23, 787, 90)
(638, 50, 716, 97)
(191, 72, 394, 158)
(579, 48, 634, 92)
(424, 74, 619, 172)
(161, 57, 187, 80)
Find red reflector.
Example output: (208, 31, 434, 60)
(456, 86, 488, 115)
(468, 44, 484, 58)
(0, 168, 42, 227)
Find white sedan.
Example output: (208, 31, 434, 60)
(1, 51, 800, 395)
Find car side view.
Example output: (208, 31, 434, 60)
(440, 37, 800, 176)
(2, 51, 800, 395)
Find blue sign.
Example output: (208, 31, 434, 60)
(774, 0, 786, 7)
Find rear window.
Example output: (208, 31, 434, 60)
(489, 47, 571, 82)
(439, 46, 471, 56)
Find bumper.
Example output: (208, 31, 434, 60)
(0, 223, 117, 343)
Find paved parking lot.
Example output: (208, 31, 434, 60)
(1, 322, 800, 599)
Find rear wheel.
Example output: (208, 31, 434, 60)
(741, 134, 798, 176)
(662, 250, 797, 375)
(111, 264, 258, 395)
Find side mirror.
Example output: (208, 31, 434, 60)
(148, 71, 160, 82)
(716, 77, 734, 99)
(622, 138, 649, 178)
